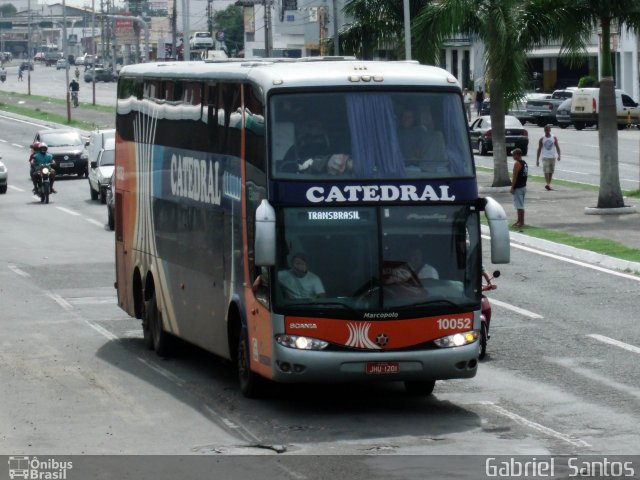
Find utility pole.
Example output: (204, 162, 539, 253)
(332, 0, 339, 56)
(27, 0, 32, 95)
(318, 6, 327, 56)
(182, 0, 190, 60)
(263, 0, 272, 57)
(171, 0, 177, 59)
(63, 0, 70, 123)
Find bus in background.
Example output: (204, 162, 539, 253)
(114, 58, 510, 397)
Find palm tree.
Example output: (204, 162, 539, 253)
(341, 0, 426, 59)
(553, 0, 640, 209)
(413, 0, 555, 187)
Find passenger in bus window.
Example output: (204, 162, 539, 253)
(283, 122, 331, 165)
(294, 152, 352, 176)
(397, 106, 429, 168)
(407, 247, 440, 281)
(277, 252, 326, 299)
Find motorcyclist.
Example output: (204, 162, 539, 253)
(29, 142, 40, 189)
(31, 143, 56, 194)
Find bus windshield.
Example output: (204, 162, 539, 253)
(270, 91, 473, 180)
(273, 205, 481, 314)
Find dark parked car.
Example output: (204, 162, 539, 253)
(33, 129, 89, 177)
(84, 67, 117, 83)
(469, 115, 529, 156)
(555, 98, 573, 129)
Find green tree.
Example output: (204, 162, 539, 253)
(553, 0, 640, 209)
(341, 0, 426, 60)
(0, 4, 17, 16)
(213, 5, 244, 57)
(413, 0, 556, 187)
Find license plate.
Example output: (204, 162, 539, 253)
(60, 162, 74, 168)
(506, 143, 515, 147)
(366, 362, 399, 375)
(575, 106, 584, 111)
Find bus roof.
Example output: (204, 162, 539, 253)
(118, 57, 461, 91)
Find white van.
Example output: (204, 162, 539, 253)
(570, 88, 640, 130)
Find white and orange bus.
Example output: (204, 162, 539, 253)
(114, 58, 510, 397)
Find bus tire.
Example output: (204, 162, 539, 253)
(237, 333, 264, 398)
(145, 289, 172, 356)
(404, 380, 436, 396)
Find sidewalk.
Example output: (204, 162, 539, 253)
(477, 169, 640, 272)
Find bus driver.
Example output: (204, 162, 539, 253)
(278, 252, 326, 299)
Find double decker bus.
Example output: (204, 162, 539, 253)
(114, 58, 510, 397)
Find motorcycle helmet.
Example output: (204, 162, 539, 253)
(39, 143, 48, 153)
(31, 142, 40, 150)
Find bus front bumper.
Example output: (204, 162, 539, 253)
(269, 342, 479, 383)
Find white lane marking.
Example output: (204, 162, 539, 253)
(8, 264, 30, 277)
(551, 357, 640, 400)
(587, 334, 640, 355)
(0, 113, 53, 128)
(55, 206, 81, 216)
(85, 218, 105, 227)
(137, 357, 186, 387)
(68, 296, 116, 305)
(45, 292, 74, 311)
(203, 406, 263, 444)
(489, 298, 544, 319)
(8, 185, 25, 192)
(85, 321, 118, 341)
(483, 235, 640, 282)
(0, 139, 6, 142)
(476, 401, 591, 448)
(11, 143, 24, 148)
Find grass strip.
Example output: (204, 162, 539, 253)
(510, 224, 640, 266)
(0, 101, 101, 130)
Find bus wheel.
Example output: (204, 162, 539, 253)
(479, 323, 488, 360)
(237, 334, 264, 398)
(404, 380, 436, 396)
(144, 290, 172, 356)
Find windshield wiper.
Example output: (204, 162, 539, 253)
(285, 301, 359, 315)
(401, 299, 466, 310)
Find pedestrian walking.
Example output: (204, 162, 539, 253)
(463, 88, 473, 122)
(475, 87, 484, 117)
(536, 124, 561, 190)
(18, 68, 23, 81)
(510, 148, 528, 228)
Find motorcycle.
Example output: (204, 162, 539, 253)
(479, 270, 500, 360)
(34, 163, 54, 204)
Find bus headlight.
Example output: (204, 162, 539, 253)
(434, 331, 478, 348)
(276, 334, 329, 350)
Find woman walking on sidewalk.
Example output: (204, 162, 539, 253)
(510, 148, 528, 227)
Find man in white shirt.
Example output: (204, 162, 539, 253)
(536, 124, 561, 191)
(278, 253, 326, 299)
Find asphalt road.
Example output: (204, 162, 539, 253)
(1, 90, 640, 477)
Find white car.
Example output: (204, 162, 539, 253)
(56, 58, 67, 70)
(0, 157, 7, 194)
(189, 32, 214, 49)
(88, 138, 115, 203)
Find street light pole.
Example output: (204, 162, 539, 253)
(403, 0, 411, 60)
(63, 0, 70, 122)
(92, 0, 96, 105)
(27, 0, 32, 95)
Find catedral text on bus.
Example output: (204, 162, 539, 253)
(113, 57, 510, 397)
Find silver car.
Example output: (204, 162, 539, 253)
(0, 157, 7, 194)
(555, 98, 573, 129)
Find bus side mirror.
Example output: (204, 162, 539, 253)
(483, 196, 510, 264)
(254, 199, 276, 266)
